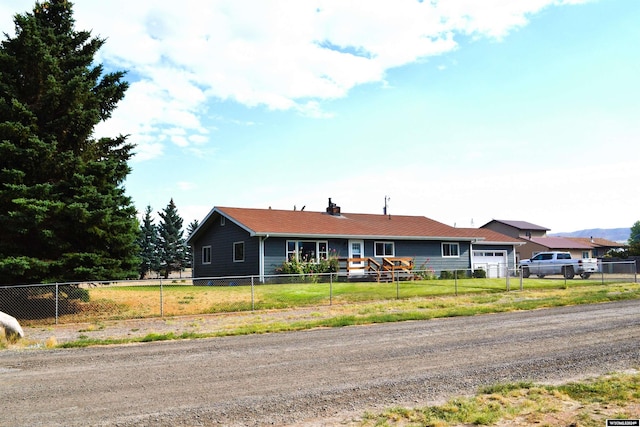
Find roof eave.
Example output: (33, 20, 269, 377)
(250, 232, 478, 241)
(475, 240, 524, 246)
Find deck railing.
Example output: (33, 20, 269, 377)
(338, 257, 415, 282)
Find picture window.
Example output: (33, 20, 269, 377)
(374, 242, 394, 257)
(442, 243, 460, 257)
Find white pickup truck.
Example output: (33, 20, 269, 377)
(519, 251, 599, 279)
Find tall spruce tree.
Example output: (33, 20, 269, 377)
(186, 219, 199, 239)
(157, 199, 189, 278)
(0, 1, 139, 284)
(137, 205, 161, 279)
(185, 219, 199, 269)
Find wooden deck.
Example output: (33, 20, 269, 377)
(337, 257, 415, 282)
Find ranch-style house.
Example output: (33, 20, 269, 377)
(187, 199, 522, 282)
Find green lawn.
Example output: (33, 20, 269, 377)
(34, 276, 632, 325)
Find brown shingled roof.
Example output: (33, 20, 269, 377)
(456, 228, 523, 244)
(565, 237, 625, 248)
(526, 236, 593, 249)
(217, 207, 465, 239)
(482, 219, 549, 231)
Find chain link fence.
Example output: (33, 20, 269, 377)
(0, 261, 636, 326)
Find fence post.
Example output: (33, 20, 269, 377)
(329, 273, 333, 306)
(251, 276, 255, 311)
(160, 277, 163, 318)
(635, 260, 638, 284)
(506, 265, 510, 292)
(454, 270, 458, 296)
(396, 270, 399, 299)
(520, 267, 523, 291)
(55, 283, 59, 325)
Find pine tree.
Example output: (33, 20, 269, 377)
(185, 219, 199, 269)
(157, 199, 189, 278)
(137, 205, 161, 279)
(186, 219, 200, 239)
(0, 1, 139, 284)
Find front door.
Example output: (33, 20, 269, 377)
(348, 240, 365, 275)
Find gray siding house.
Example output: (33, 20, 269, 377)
(187, 200, 522, 281)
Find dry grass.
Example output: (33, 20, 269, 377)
(359, 371, 640, 427)
(13, 279, 640, 327)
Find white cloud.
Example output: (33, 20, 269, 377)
(177, 181, 196, 191)
(188, 134, 210, 145)
(3, 0, 592, 162)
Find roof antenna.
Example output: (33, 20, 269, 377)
(383, 195, 391, 219)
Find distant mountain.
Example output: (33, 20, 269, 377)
(550, 228, 630, 243)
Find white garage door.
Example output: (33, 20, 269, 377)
(473, 251, 507, 278)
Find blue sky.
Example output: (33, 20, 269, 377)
(2, 0, 639, 233)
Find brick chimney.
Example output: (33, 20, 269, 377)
(326, 198, 341, 216)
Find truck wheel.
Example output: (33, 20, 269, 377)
(522, 267, 530, 278)
(562, 266, 575, 279)
(580, 272, 591, 279)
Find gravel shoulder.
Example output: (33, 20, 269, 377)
(2, 299, 640, 426)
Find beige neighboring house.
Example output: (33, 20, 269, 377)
(481, 220, 550, 262)
(564, 237, 625, 258)
(518, 236, 594, 261)
(481, 220, 623, 262)
(481, 219, 549, 240)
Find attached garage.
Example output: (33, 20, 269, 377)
(472, 250, 508, 278)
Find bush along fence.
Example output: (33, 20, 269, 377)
(0, 261, 636, 326)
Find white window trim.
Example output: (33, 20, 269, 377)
(233, 241, 245, 263)
(202, 246, 212, 264)
(374, 241, 395, 257)
(286, 240, 329, 263)
(442, 242, 460, 258)
(220, 216, 226, 226)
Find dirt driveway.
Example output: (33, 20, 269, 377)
(2, 299, 640, 426)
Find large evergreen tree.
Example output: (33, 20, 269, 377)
(137, 205, 161, 279)
(185, 219, 199, 269)
(0, 1, 139, 284)
(186, 219, 199, 240)
(157, 199, 189, 278)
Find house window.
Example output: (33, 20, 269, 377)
(220, 216, 225, 226)
(286, 240, 328, 262)
(202, 246, 211, 264)
(233, 242, 245, 262)
(442, 242, 460, 257)
(582, 251, 590, 259)
(375, 241, 394, 257)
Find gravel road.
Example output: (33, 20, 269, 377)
(2, 299, 640, 426)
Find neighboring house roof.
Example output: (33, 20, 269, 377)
(482, 219, 549, 231)
(456, 228, 523, 245)
(525, 236, 593, 250)
(565, 237, 625, 249)
(188, 206, 521, 243)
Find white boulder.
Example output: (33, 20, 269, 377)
(0, 311, 24, 340)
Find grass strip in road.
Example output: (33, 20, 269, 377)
(359, 371, 640, 426)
